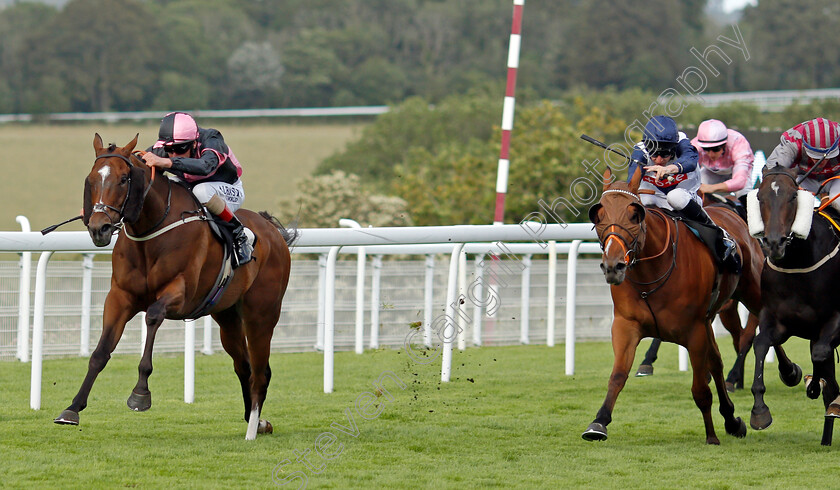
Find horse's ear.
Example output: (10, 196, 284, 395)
(93, 133, 104, 152)
(588, 203, 603, 225)
(122, 167, 146, 223)
(629, 166, 643, 194)
(629, 202, 646, 224)
(124, 133, 139, 154)
(83, 178, 92, 226)
(602, 167, 613, 191)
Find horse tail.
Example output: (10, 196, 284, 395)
(259, 211, 299, 247)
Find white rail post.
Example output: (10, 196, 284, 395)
(472, 254, 485, 346)
(565, 240, 582, 375)
(679, 346, 689, 371)
(80, 254, 94, 356)
(423, 254, 435, 348)
(16, 215, 31, 362)
(370, 255, 382, 349)
(30, 251, 54, 410)
(441, 243, 465, 382)
(546, 240, 557, 347)
(140, 312, 147, 355)
(520, 254, 532, 344)
(323, 246, 340, 393)
(202, 316, 213, 355)
(316, 253, 327, 351)
(339, 219, 365, 354)
(185, 319, 195, 403)
(457, 249, 467, 351)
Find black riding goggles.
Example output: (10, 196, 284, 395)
(164, 142, 193, 154)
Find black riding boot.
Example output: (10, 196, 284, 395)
(681, 200, 741, 273)
(229, 216, 255, 268)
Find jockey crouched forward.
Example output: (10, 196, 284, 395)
(627, 115, 740, 273)
(142, 111, 255, 268)
(765, 117, 840, 214)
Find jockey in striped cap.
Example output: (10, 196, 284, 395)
(766, 117, 840, 212)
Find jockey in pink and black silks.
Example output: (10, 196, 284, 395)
(626, 115, 739, 271)
(142, 112, 254, 268)
(765, 117, 840, 213)
(691, 119, 755, 199)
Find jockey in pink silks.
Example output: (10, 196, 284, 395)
(691, 119, 755, 199)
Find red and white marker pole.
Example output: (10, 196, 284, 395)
(493, 0, 525, 225)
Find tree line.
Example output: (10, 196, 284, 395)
(1, 0, 838, 114)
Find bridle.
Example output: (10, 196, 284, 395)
(758, 169, 800, 249)
(595, 189, 645, 268)
(90, 151, 158, 233)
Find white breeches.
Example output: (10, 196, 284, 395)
(192, 179, 245, 212)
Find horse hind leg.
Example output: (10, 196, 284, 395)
(718, 307, 745, 392)
(243, 305, 280, 440)
(213, 307, 253, 423)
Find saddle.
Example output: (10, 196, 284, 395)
(658, 207, 742, 274)
(705, 193, 748, 223)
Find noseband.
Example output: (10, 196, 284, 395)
(90, 152, 149, 228)
(759, 169, 800, 249)
(596, 190, 644, 267)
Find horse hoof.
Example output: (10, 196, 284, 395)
(635, 365, 653, 377)
(725, 382, 736, 393)
(780, 363, 802, 387)
(582, 423, 607, 441)
(805, 375, 824, 400)
(54, 409, 79, 425)
(258, 419, 273, 434)
(750, 408, 772, 430)
(706, 436, 721, 445)
(127, 391, 152, 412)
(727, 417, 747, 438)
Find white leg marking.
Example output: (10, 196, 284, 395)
(245, 406, 260, 440)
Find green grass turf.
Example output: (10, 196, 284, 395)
(0, 122, 364, 235)
(0, 339, 837, 488)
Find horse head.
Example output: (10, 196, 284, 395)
(84, 133, 147, 247)
(750, 166, 813, 261)
(588, 167, 646, 284)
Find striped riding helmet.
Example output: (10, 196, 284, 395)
(696, 119, 728, 148)
(798, 117, 840, 160)
(156, 112, 199, 146)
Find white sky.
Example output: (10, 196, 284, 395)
(723, 0, 757, 13)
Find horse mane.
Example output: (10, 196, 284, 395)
(259, 211, 299, 247)
(107, 143, 117, 152)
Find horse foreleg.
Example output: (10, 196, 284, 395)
(704, 324, 747, 441)
(583, 318, 640, 441)
(128, 284, 185, 412)
(635, 338, 661, 377)
(55, 288, 138, 425)
(750, 324, 775, 430)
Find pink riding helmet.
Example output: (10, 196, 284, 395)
(695, 119, 728, 148)
(155, 112, 199, 146)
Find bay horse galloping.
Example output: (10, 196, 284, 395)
(54, 134, 296, 440)
(748, 166, 840, 445)
(583, 167, 764, 444)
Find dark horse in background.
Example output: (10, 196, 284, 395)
(54, 134, 296, 440)
(583, 167, 769, 444)
(748, 166, 840, 445)
(635, 193, 763, 392)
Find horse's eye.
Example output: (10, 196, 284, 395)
(120, 175, 129, 185)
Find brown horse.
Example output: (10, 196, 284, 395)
(53, 134, 295, 440)
(636, 194, 763, 391)
(583, 167, 762, 444)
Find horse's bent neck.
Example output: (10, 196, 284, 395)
(125, 176, 202, 241)
(638, 209, 672, 261)
(776, 214, 840, 269)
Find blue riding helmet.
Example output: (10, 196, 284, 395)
(642, 116, 679, 156)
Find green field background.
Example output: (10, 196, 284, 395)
(1, 340, 836, 488)
(0, 122, 365, 233)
